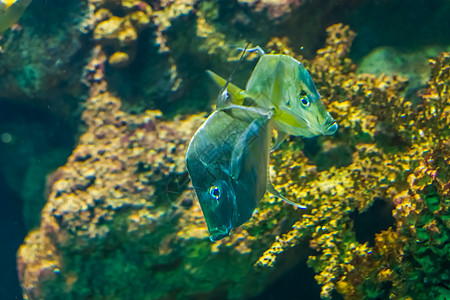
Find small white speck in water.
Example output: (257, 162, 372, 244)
(1, 132, 13, 144)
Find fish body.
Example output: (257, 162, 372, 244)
(246, 54, 338, 137)
(208, 51, 338, 141)
(186, 49, 330, 241)
(0, 0, 31, 34)
(186, 106, 272, 241)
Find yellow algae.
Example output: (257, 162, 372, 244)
(108, 51, 130, 68)
(251, 24, 450, 300)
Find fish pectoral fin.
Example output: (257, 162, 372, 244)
(271, 131, 288, 152)
(206, 70, 246, 105)
(230, 112, 270, 179)
(274, 110, 307, 128)
(266, 182, 306, 209)
(229, 121, 251, 180)
(230, 149, 243, 181)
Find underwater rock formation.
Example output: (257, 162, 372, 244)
(91, 0, 153, 67)
(0, 0, 89, 113)
(0, 100, 75, 230)
(356, 45, 450, 92)
(84, 0, 374, 114)
(13, 3, 450, 298)
(0, 0, 90, 232)
(17, 46, 281, 300)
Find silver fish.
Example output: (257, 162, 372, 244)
(186, 105, 270, 241)
(208, 47, 338, 148)
(186, 103, 303, 241)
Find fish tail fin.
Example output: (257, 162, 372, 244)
(266, 182, 306, 209)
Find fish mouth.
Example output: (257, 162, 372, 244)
(209, 225, 230, 242)
(323, 119, 338, 135)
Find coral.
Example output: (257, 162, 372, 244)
(16, 46, 281, 300)
(84, 0, 208, 110)
(0, 0, 88, 112)
(0, 0, 89, 241)
(338, 140, 450, 300)
(91, 2, 152, 67)
(254, 24, 450, 299)
(4, 0, 449, 297)
(84, 0, 368, 113)
(88, 0, 199, 64)
(418, 52, 450, 139)
(15, 16, 450, 300)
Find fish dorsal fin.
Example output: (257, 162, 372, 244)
(2, 0, 15, 9)
(214, 43, 251, 110)
(207, 71, 246, 106)
(266, 181, 306, 209)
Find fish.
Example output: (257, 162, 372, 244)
(186, 45, 308, 241)
(208, 47, 338, 148)
(186, 102, 304, 242)
(186, 106, 270, 241)
(0, 0, 31, 34)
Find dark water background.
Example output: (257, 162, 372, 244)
(0, 100, 76, 300)
(0, 172, 26, 299)
(1, 0, 450, 299)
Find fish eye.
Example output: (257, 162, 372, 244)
(299, 91, 310, 107)
(301, 97, 310, 107)
(209, 185, 221, 200)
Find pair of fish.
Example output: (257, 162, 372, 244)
(186, 47, 337, 241)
